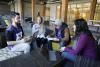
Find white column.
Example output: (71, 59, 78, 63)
(50, 4, 57, 21)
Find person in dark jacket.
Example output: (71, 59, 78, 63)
(6, 12, 31, 54)
(54, 19, 71, 47)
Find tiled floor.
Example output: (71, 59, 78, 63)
(0, 47, 21, 61)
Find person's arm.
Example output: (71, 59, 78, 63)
(64, 34, 88, 55)
(61, 28, 70, 41)
(6, 30, 25, 45)
(7, 40, 24, 46)
(7, 36, 32, 45)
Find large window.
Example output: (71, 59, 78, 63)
(45, 7, 50, 20)
(56, 5, 61, 19)
(67, 2, 91, 24)
(94, 3, 100, 21)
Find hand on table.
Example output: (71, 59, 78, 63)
(53, 38, 59, 41)
(23, 36, 32, 42)
(46, 37, 59, 41)
(60, 47, 66, 52)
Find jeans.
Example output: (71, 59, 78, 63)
(48, 40, 53, 50)
(36, 38, 48, 48)
(62, 52, 76, 62)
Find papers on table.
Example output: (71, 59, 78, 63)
(47, 37, 59, 41)
(47, 38, 54, 40)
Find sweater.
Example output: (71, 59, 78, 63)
(64, 33, 97, 60)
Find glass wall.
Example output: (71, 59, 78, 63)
(67, 2, 91, 24)
(56, 5, 61, 19)
(45, 7, 50, 20)
(56, 2, 91, 24)
(46, 0, 100, 24)
(94, 3, 100, 21)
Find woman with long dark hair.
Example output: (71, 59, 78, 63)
(61, 19, 97, 61)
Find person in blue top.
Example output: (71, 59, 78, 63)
(54, 19, 71, 47)
(48, 19, 71, 50)
(6, 12, 31, 54)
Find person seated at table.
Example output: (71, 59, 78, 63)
(61, 18, 97, 62)
(32, 15, 47, 48)
(6, 12, 31, 54)
(54, 19, 71, 47)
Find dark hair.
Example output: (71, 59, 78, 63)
(11, 12, 20, 18)
(74, 18, 92, 36)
